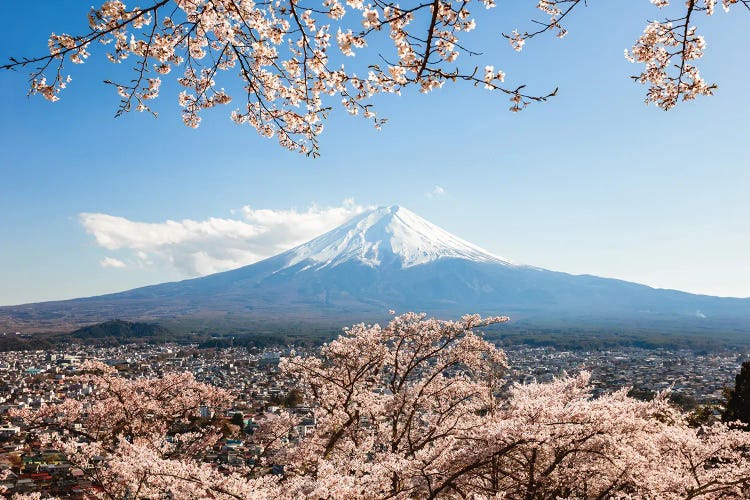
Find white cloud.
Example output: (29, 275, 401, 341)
(81, 200, 368, 276)
(100, 257, 126, 268)
(426, 185, 446, 198)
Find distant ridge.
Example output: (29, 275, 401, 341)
(1, 205, 749, 335)
(67, 319, 172, 341)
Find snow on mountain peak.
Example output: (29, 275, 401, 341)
(283, 205, 516, 271)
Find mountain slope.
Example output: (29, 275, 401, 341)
(1, 205, 749, 333)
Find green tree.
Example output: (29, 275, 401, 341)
(230, 412, 245, 427)
(686, 405, 719, 428)
(283, 389, 303, 408)
(723, 361, 750, 428)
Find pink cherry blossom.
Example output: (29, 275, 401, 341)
(11, 314, 750, 498)
(15, 1, 739, 154)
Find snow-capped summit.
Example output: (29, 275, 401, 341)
(281, 205, 516, 271)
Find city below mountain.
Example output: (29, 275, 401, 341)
(2, 205, 749, 336)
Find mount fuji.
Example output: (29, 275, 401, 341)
(2, 205, 750, 333)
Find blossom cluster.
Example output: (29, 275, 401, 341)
(621, 0, 744, 108)
(513, 0, 744, 110)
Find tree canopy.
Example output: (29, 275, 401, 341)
(2, 0, 746, 156)
(7, 313, 750, 498)
(724, 360, 750, 428)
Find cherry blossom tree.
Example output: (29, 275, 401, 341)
(2, 0, 746, 156)
(9, 313, 750, 498)
(278, 313, 511, 497)
(9, 361, 283, 499)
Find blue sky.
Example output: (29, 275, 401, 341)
(0, 0, 748, 305)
